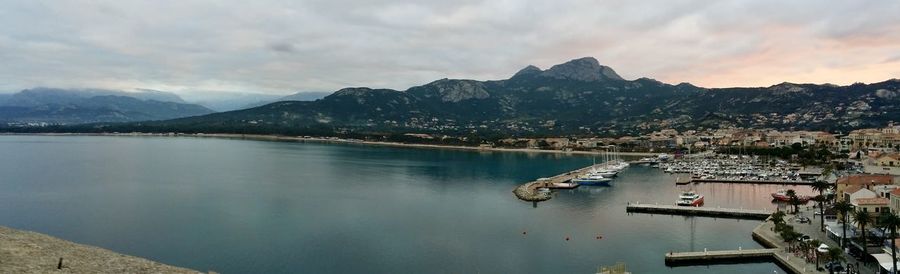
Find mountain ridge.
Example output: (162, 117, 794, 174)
(0, 88, 214, 124)
(7, 57, 899, 136)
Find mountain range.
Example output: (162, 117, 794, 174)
(0, 88, 214, 124)
(6, 57, 899, 137)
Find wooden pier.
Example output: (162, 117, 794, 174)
(676, 178, 814, 185)
(626, 203, 773, 220)
(664, 248, 777, 265)
(513, 164, 607, 202)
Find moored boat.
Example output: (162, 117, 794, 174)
(572, 175, 612, 186)
(771, 189, 811, 202)
(676, 191, 704, 207)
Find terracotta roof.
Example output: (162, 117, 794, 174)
(844, 185, 864, 195)
(837, 174, 894, 185)
(891, 188, 900, 196)
(855, 197, 889, 206)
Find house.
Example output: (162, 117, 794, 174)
(865, 153, 900, 175)
(852, 197, 890, 216)
(836, 174, 896, 201)
(878, 153, 900, 167)
(890, 189, 900, 214)
(845, 187, 877, 204)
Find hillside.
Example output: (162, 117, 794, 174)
(0, 88, 214, 125)
(10, 58, 900, 136)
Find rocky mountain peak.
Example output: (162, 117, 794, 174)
(512, 65, 542, 78)
(541, 57, 624, 82)
(413, 79, 490, 103)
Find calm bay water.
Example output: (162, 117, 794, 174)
(0, 136, 814, 273)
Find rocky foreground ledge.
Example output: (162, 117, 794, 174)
(0, 226, 203, 273)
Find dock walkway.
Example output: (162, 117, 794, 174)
(665, 248, 777, 264)
(676, 178, 814, 185)
(626, 203, 773, 220)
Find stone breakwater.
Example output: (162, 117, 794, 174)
(0, 225, 204, 273)
(513, 182, 551, 202)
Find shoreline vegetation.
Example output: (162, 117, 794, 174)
(0, 225, 202, 273)
(0, 132, 665, 157)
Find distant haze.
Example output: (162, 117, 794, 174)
(1, 1, 899, 96)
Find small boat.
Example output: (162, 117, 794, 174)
(677, 191, 704, 207)
(572, 175, 612, 186)
(771, 189, 811, 202)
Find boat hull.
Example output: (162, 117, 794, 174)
(677, 196, 704, 207)
(771, 193, 811, 203)
(572, 178, 611, 186)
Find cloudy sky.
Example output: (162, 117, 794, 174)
(1, 0, 899, 96)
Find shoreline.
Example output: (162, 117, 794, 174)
(0, 132, 667, 157)
(0, 225, 201, 273)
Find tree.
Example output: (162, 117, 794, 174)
(827, 246, 845, 264)
(785, 189, 799, 213)
(810, 187, 828, 232)
(833, 201, 853, 248)
(772, 211, 787, 225)
(853, 209, 871, 254)
(881, 213, 900, 274)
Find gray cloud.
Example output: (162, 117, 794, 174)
(0, 0, 898, 96)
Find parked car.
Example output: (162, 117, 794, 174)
(798, 235, 811, 243)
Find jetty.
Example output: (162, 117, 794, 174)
(676, 178, 814, 185)
(664, 215, 826, 273)
(626, 203, 773, 220)
(513, 164, 610, 202)
(664, 248, 777, 265)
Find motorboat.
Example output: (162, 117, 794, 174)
(677, 191, 704, 207)
(771, 189, 811, 202)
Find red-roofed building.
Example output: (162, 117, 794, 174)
(837, 174, 896, 201)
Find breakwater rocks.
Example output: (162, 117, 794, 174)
(513, 182, 551, 202)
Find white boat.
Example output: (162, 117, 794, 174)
(588, 167, 617, 178)
(572, 175, 612, 186)
(676, 191, 704, 207)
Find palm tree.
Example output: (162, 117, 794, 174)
(784, 189, 800, 214)
(811, 180, 831, 232)
(833, 201, 853, 248)
(853, 209, 871, 254)
(880, 213, 900, 274)
(772, 211, 787, 225)
(827, 246, 845, 264)
(786, 189, 799, 213)
(812, 195, 827, 231)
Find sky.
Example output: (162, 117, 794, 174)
(1, 0, 899, 96)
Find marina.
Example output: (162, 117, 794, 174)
(657, 154, 819, 185)
(626, 203, 774, 220)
